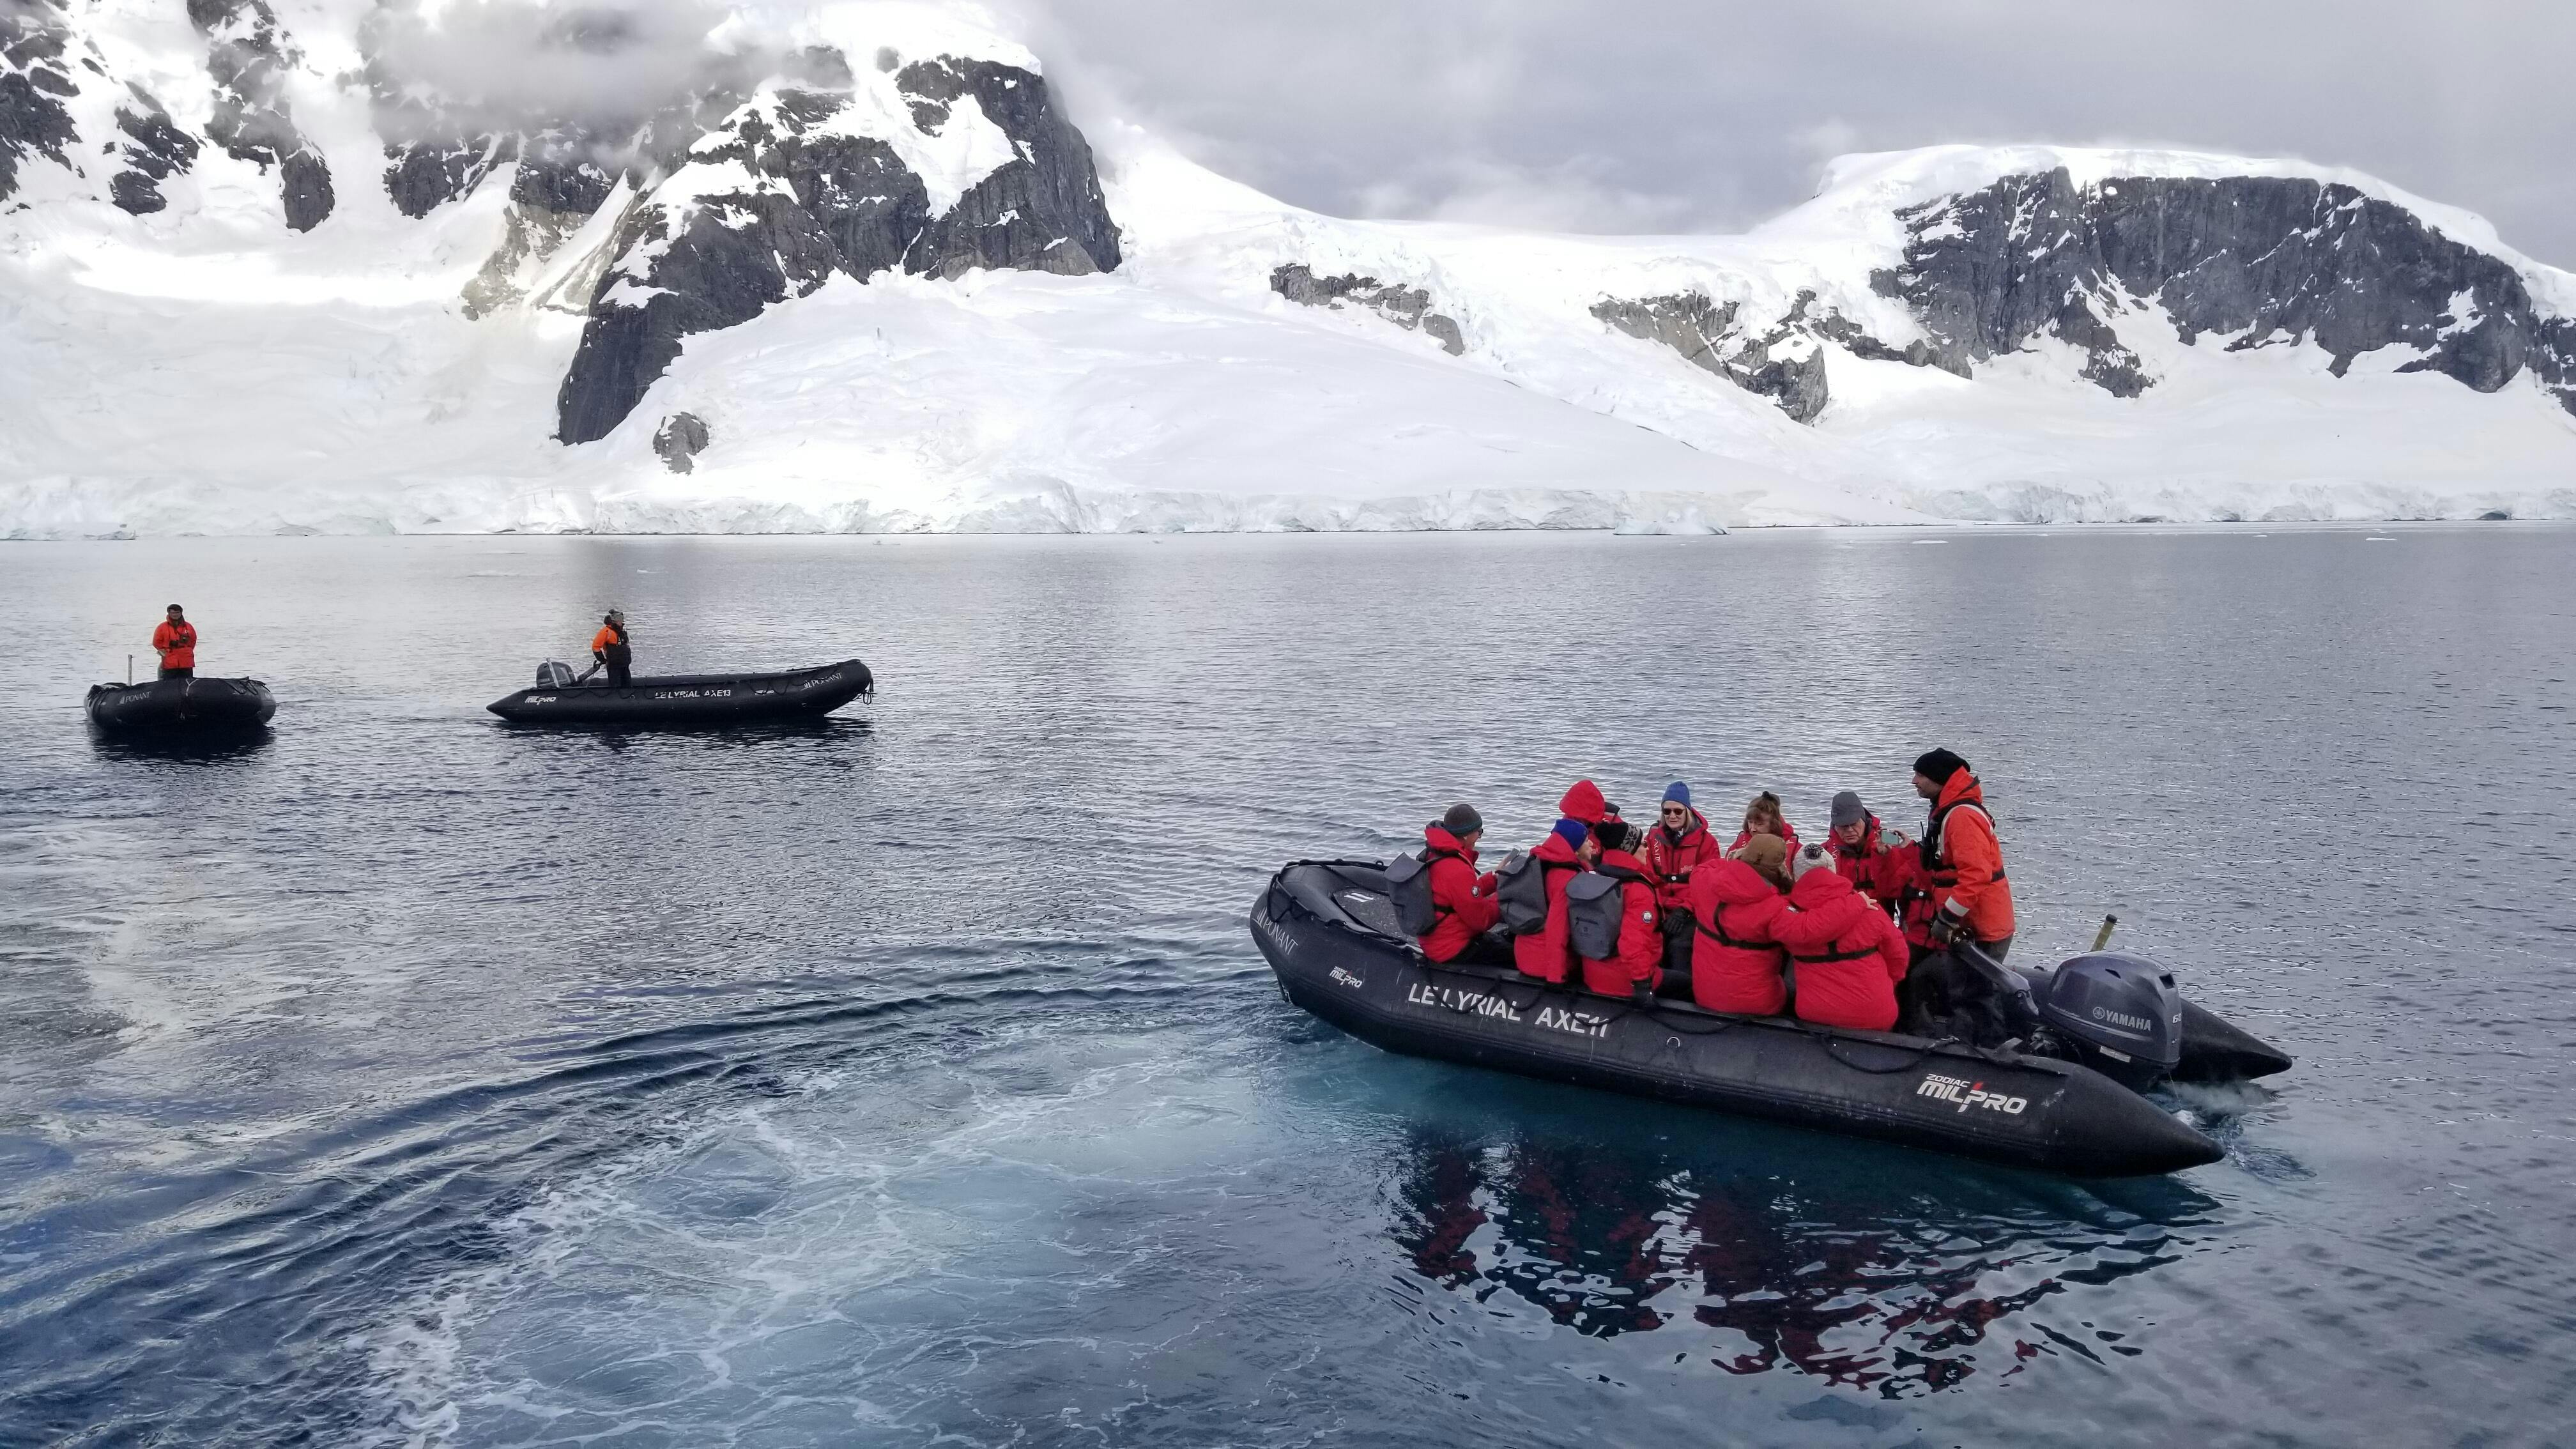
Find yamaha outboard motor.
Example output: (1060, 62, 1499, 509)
(534, 661, 577, 689)
(2037, 953, 2184, 1091)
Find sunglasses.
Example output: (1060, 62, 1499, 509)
(1660, 806, 1687, 817)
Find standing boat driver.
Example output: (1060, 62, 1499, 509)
(590, 610, 633, 687)
(1903, 748, 2022, 1043)
(151, 604, 197, 679)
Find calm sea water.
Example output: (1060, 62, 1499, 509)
(1, 527, 2570, 1448)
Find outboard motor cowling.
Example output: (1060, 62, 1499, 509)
(2038, 952, 2184, 1091)
(535, 661, 577, 689)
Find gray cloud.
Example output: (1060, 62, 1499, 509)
(1016, 0, 2576, 266)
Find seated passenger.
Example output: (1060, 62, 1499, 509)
(1772, 844, 1910, 1032)
(1732, 831, 1792, 894)
(1729, 791, 1801, 854)
(1827, 790, 1908, 919)
(1414, 804, 1507, 965)
(1682, 856, 1791, 1015)
(1573, 820, 1662, 999)
(1641, 781, 1716, 981)
(1506, 818, 1592, 985)
(1559, 778, 1609, 826)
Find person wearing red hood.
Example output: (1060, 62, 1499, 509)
(1416, 804, 1507, 965)
(1512, 816, 1593, 985)
(1681, 854, 1791, 1015)
(1728, 792, 1800, 855)
(1575, 818, 1663, 999)
(1772, 844, 1910, 1031)
(1558, 778, 1608, 825)
(1641, 781, 1717, 981)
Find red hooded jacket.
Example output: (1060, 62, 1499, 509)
(1923, 772, 2016, 943)
(1559, 779, 1607, 825)
(1577, 848, 1662, 996)
(1682, 859, 1790, 1016)
(1729, 821, 1802, 855)
(1772, 870, 1910, 1032)
(1512, 831, 1586, 985)
(1639, 808, 1717, 913)
(1416, 825, 1501, 963)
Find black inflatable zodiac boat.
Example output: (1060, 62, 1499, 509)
(486, 658, 873, 725)
(1250, 860, 2292, 1177)
(86, 676, 276, 734)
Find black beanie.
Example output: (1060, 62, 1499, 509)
(1913, 748, 1970, 785)
(1439, 803, 1483, 836)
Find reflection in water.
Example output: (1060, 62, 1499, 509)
(86, 725, 274, 766)
(1388, 1126, 2216, 1397)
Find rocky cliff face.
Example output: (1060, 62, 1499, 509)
(553, 50, 1118, 444)
(1880, 168, 2576, 416)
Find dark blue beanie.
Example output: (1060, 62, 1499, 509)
(1551, 818, 1590, 852)
(1663, 781, 1690, 806)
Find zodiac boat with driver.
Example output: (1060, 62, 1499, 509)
(1250, 859, 2291, 1177)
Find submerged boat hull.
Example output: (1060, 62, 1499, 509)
(486, 659, 873, 725)
(86, 677, 275, 733)
(1252, 861, 2240, 1177)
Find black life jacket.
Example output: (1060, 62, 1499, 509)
(1919, 797, 2004, 889)
(1567, 865, 1648, 961)
(1495, 850, 1577, 937)
(601, 624, 632, 666)
(1684, 903, 1772, 951)
(1387, 846, 1460, 937)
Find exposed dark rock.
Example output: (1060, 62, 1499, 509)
(109, 89, 200, 214)
(188, 0, 332, 230)
(1, 0, 79, 203)
(654, 411, 710, 472)
(1880, 168, 2576, 413)
(1590, 291, 1836, 422)
(558, 57, 1119, 443)
(897, 58, 1119, 280)
(1271, 263, 1467, 355)
(2478, 509, 2512, 521)
(557, 188, 839, 443)
(383, 132, 512, 218)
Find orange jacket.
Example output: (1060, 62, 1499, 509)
(590, 624, 622, 656)
(152, 620, 197, 669)
(1924, 772, 2015, 942)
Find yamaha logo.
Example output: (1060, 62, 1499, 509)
(2090, 1005, 2152, 1031)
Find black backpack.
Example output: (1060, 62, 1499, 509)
(1387, 848, 1455, 937)
(1494, 850, 1558, 936)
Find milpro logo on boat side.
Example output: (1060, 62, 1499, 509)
(1405, 983, 1523, 1022)
(1330, 967, 1365, 990)
(1917, 1073, 2029, 1115)
(2090, 1005, 2153, 1031)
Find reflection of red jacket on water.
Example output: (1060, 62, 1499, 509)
(1683, 859, 1790, 1015)
(1922, 771, 2016, 944)
(1773, 870, 1909, 1031)
(1514, 830, 1586, 985)
(1577, 848, 1662, 997)
(1416, 824, 1499, 963)
(1639, 808, 1717, 914)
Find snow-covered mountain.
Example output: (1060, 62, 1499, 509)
(4, 0, 2572, 535)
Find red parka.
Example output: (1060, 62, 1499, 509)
(1639, 808, 1717, 914)
(1512, 831, 1586, 985)
(1559, 779, 1607, 825)
(1923, 772, 2016, 943)
(1830, 815, 1906, 919)
(1577, 848, 1662, 997)
(1416, 824, 1500, 963)
(1729, 821, 1802, 855)
(1682, 859, 1791, 1016)
(1772, 870, 1909, 1032)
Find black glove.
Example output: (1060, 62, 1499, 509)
(1631, 981, 1654, 1004)
(1929, 905, 1968, 947)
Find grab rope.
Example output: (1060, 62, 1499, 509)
(1813, 1027, 1961, 1075)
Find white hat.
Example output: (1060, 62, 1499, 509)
(1791, 841, 1837, 883)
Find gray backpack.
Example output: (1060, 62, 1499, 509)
(1494, 850, 1555, 936)
(1386, 849, 1448, 937)
(1566, 872, 1629, 960)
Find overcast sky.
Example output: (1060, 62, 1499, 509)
(1011, 0, 2576, 267)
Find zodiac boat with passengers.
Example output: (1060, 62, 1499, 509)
(1250, 859, 2291, 1177)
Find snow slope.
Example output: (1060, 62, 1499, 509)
(1, 2, 2570, 535)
